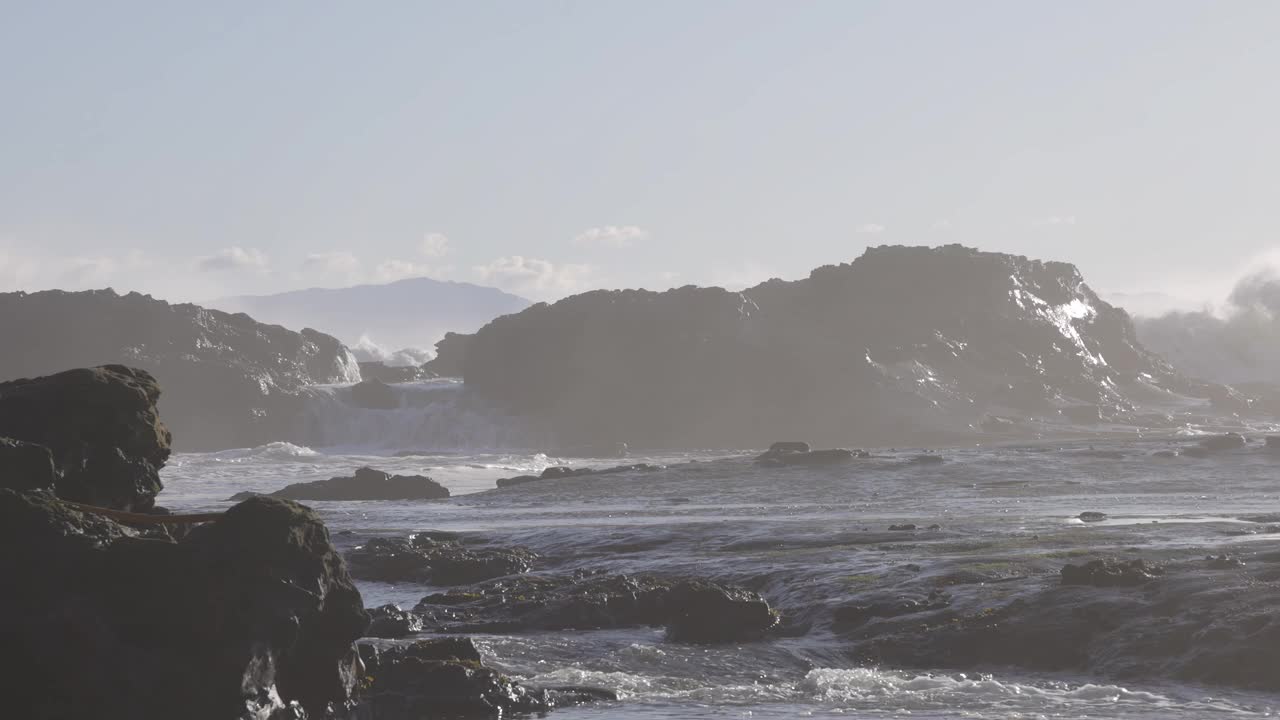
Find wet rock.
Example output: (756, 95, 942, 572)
(755, 447, 864, 466)
(495, 463, 666, 488)
(1061, 558, 1163, 587)
(1077, 511, 1108, 523)
(346, 536, 536, 585)
(495, 474, 540, 488)
(0, 365, 171, 511)
(356, 638, 614, 718)
(236, 467, 450, 502)
(348, 378, 400, 410)
(833, 591, 950, 628)
(888, 524, 918, 531)
(0, 491, 367, 718)
(0, 437, 56, 492)
(1198, 432, 1247, 453)
(366, 604, 424, 638)
(907, 454, 945, 464)
(415, 572, 778, 642)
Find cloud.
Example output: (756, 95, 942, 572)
(197, 246, 269, 272)
(302, 251, 361, 274)
(574, 225, 647, 249)
(1034, 215, 1077, 227)
(472, 255, 594, 296)
(856, 223, 885, 234)
(420, 232, 452, 258)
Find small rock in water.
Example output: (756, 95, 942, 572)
(365, 604, 425, 638)
(1077, 511, 1108, 523)
(1198, 432, 1248, 453)
(888, 524, 918, 532)
(907, 454, 945, 465)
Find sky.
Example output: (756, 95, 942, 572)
(2, 1, 1279, 309)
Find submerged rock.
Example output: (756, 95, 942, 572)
(495, 463, 666, 489)
(232, 467, 450, 502)
(346, 535, 536, 585)
(0, 491, 367, 718)
(415, 572, 778, 642)
(356, 638, 614, 718)
(0, 365, 171, 511)
(1077, 511, 1108, 523)
(1060, 558, 1163, 587)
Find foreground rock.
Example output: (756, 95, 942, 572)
(415, 572, 779, 642)
(346, 533, 535, 585)
(0, 289, 359, 451)
(842, 552, 1280, 691)
(230, 467, 449, 502)
(452, 245, 1204, 448)
(496, 463, 665, 488)
(0, 365, 171, 511)
(0, 491, 367, 719)
(355, 638, 614, 718)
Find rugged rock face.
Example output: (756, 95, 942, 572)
(456, 245, 1201, 448)
(0, 365, 171, 511)
(0, 491, 368, 719)
(0, 289, 360, 451)
(422, 331, 471, 377)
(345, 533, 536, 585)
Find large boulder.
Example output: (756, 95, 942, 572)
(0, 289, 360, 451)
(0, 365, 171, 511)
(453, 245, 1196, 448)
(0, 491, 368, 719)
(0, 438, 56, 492)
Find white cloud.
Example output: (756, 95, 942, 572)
(1034, 215, 1077, 227)
(420, 232, 452, 258)
(574, 225, 647, 249)
(473, 255, 594, 296)
(856, 223, 885, 234)
(197, 246, 269, 272)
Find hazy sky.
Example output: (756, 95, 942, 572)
(2, 1, 1278, 307)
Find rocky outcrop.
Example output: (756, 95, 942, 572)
(229, 467, 450, 502)
(454, 245, 1201, 448)
(0, 289, 359, 451)
(0, 365, 171, 511)
(422, 332, 471, 377)
(354, 638, 614, 718)
(345, 534, 536, 585)
(414, 572, 779, 642)
(0, 491, 368, 719)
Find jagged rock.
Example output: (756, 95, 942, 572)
(346, 536, 536, 585)
(1061, 558, 1163, 587)
(365, 604, 424, 639)
(453, 246, 1193, 448)
(423, 332, 472, 378)
(0, 437, 56, 492)
(0, 365, 171, 511)
(0, 289, 358, 451)
(0, 491, 367, 719)
(234, 467, 450, 502)
(348, 378, 400, 410)
(355, 638, 613, 718)
(415, 572, 778, 642)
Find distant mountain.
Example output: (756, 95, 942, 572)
(451, 245, 1224, 449)
(211, 277, 531, 357)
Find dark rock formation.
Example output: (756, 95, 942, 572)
(346, 535, 536, 585)
(355, 638, 613, 719)
(415, 572, 779, 642)
(0, 491, 367, 719)
(452, 245, 1196, 448)
(423, 331, 472, 377)
(1077, 511, 1108, 523)
(495, 463, 666, 489)
(231, 467, 450, 502)
(0, 365, 171, 511)
(0, 437, 56, 492)
(348, 378, 401, 409)
(0, 289, 359, 451)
